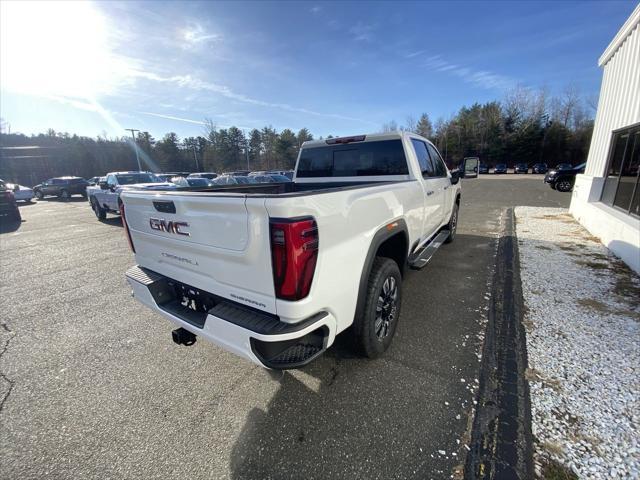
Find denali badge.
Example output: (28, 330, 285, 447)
(149, 218, 190, 236)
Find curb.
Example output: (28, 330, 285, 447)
(464, 208, 534, 479)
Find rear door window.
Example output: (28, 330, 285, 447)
(297, 139, 409, 177)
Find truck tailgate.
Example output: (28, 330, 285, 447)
(121, 192, 277, 314)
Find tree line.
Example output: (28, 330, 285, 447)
(386, 85, 595, 168)
(0, 85, 594, 186)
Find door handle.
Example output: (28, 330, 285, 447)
(444, 185, 449, 190)
(426, 190, 434, 196)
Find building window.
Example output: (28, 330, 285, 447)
(600, 124, 640, 217)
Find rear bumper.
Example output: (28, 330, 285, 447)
(125, 265, 336, 369)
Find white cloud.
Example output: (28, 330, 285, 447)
(181, 23, 221, 48)
(139, 111, 206, 125)
(310, 5, 322, 14)
(349, 21, 376, 42)
(133, 71, 375, 125)
(412, 53, 515, 90)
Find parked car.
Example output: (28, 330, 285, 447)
(212, 175, 258, 185)
(478, 164, 489, 174)
(494, 163, 508, 174)
(248, 171, 269, 177)
(122, 131, 475, 369)
(187, 172, 218, 180)
(171, 177, 212, 188)
(87, 176, 101, 186)
(223, 170, 251, 177)
(514, 163, 528, 174)
(555, 163, 573, 171)
(532, 163, 548, 174)
(87, 171, 174, 220)
(544, 163, 586, 192)
(33, 177, 89, 200)
(0, 184, 21, 222)
(0, 179, 34, 202)
(268, 170, 295, 179)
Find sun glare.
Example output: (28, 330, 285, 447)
(1, 1, 127, 100)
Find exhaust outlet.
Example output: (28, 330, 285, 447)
(172, 328, 197, 346)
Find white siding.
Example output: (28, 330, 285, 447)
(585, 17, 640, 177)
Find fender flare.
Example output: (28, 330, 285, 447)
(353, 219, 409, 324)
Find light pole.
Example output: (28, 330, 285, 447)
(192, 145, 200, 171)
(125, 128, 141, 171)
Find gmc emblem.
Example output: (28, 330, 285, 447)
(149, 217, 190, 236)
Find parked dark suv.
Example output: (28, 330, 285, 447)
(544, 163, 586, 192)
(532, 163, 548, 174)
(494, 163, 508, 174)
(0, 181, 21, 221)
(33, 177, 89, 200)
(514, 163, 529, 174)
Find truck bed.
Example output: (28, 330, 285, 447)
(128, 180, 407, 197)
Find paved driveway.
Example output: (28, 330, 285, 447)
(0, 177, 569, 479)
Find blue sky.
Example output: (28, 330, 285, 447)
(0, 0, 636, 140)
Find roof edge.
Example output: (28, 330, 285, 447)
(599, 3, 640, 67)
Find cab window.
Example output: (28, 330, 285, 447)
(411, 139, 435, 178)
(427, 144, 447, 177)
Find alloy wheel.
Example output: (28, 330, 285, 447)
(375, 276, 398, 340)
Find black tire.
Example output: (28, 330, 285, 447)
(444, 202, 459, 244)
(60, 189, 70, 201)
(353, 257, 402, 358)
(555, 179, 573, 192)
(91, 198, 106, 220)
(35, 190, 44, 200)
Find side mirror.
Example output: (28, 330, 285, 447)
(13, 184, 19, 192)
(99, 181, 109, 190)
(450, 170, 460, 185)
(462, 157, 479, 178)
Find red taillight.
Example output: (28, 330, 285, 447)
(269, 217, 318, 301)
(120, 203, 136, 253)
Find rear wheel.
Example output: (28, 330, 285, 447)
(35, 190, 44, 200)
(353, 257, 402, 358)
(556, 179, 573, 192)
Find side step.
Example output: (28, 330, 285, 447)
(408, 230, 450, 270)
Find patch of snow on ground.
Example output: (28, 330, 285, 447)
(515, 207, 640, 479)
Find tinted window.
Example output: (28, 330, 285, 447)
(297, 140, 409, 177)
(411, 139, 433, 177)
(427, 144, 447, 177)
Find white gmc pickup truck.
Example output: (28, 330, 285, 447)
(122, 132, 477, 369)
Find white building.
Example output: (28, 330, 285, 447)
(570, 4, 640, 273)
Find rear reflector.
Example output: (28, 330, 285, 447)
(269, 217, 318, 301)
(120, 202, 136, 253)
(325, 135, 366, 145)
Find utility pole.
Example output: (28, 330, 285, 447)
(125, 128, 141, 171)
(192, 145, 199, 171)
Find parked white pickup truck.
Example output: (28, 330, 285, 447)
(87, 171, 174, 220)
(122, 132, 477, 369)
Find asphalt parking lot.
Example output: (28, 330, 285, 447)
(0, 175, 570, 480)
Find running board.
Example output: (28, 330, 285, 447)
(408, 230, 450, 270)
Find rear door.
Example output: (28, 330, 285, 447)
(410, 138, 445, 239)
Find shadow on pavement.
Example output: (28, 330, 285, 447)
(229, 232, 497, 480)
(0, 217, 22, 233)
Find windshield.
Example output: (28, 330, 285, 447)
(116, 173, 161, 185)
